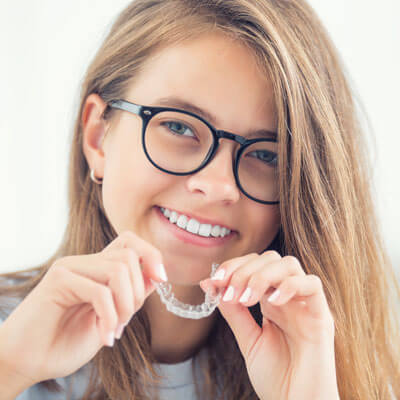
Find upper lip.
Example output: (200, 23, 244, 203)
(158, 206, 236, 232)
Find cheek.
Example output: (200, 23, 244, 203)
(247, 206, 281, 252)
(260, 206, 281, 235)
(103, 131, 155, 194)
(101, 145, 175, 230)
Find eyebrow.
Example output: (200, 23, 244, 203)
(153, 96, 277, 140)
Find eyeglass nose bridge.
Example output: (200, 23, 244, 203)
(215, 130, 248, 146)
(205, 129, 249, 168)
(197, 130, 249, 195)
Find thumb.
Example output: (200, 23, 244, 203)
(139, 259, 169, 299)
(217, 297, 262, 360)
(200, 280, 261, 358)
(144, 274, 159, 298)
(102, 230, 168, 285)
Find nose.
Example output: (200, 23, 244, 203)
(185, 141, 241, 204)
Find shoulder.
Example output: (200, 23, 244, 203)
(12, 363, 93, 400)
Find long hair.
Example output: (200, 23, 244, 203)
(1, 0, 399, 398)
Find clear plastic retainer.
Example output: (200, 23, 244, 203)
(150, 263, 222, 319)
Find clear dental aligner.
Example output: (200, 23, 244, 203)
(150, 263, 223, 319)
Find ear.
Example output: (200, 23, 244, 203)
(82, 93, 109, 179)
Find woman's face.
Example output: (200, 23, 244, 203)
(84, 32, 281, 285)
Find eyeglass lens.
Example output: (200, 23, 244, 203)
(144, 111, 279, 203)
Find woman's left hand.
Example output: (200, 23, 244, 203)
(200, 251, 340, 400)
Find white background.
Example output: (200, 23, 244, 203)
(0, 1, 399, 273)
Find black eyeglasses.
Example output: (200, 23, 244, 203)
(105, 99, 279, 204)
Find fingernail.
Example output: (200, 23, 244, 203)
(222, 285, 234, 301)
(115, 323, 124, 340)
(211, 269, 225, 281)
(106, 331, 115, 347)
(268, 289, 280, 303)
(156, 263, 168, 281)
(239, 287, 252, 303)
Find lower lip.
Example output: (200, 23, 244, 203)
(154, 206, 236, 247)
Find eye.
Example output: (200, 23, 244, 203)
(248, 150, 278, 166)
(162, 121, 196, 138)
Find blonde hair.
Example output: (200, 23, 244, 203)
(1, 0, 399, 398)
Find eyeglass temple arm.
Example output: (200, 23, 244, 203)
(108, 99, 142, 116)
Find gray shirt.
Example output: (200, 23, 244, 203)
(13, 352, 205, 399)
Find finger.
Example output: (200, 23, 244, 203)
(102, 248, 158, 317)
(203, 251, 282, 302)
(54, 255, 134, 328)
(268, 274, 331, 320)
(101, 230, 167, 283)
(204, 252, 261, 288)
(232, 255, 306, 306)
(215, 251, 282, 289)
(101, 248, 145, 314)
(49, 266, 119, 347)
(199, 279, 220, 297)
(216, 301, 262, 361)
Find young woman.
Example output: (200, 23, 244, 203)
(0, 0, 399, 399)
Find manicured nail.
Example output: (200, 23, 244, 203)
(211, 269, 225, 281)
(106, 331, 115, 347)
(156, 263, 168, 281)
(239, 287, 252, 303)
(115, 323, 124, 340)
(222, 286, 235, 301)
(268, 289, 280, 303)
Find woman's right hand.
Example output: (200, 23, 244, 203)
(0, 230, 167, 390)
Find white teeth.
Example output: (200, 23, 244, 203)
(176, 215, 188, 229)
(169, 211, 178, 224)
(159, 206, 232, 238)
(186, 219, 200, 234)
(198, 224, 212, 237)
(211, 225, 221, 237)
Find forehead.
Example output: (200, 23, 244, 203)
(126, 33, 277, 134)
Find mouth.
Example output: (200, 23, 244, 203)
(154, 206, 237, 248)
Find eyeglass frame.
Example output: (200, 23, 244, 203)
(105, 99, 280, 205)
